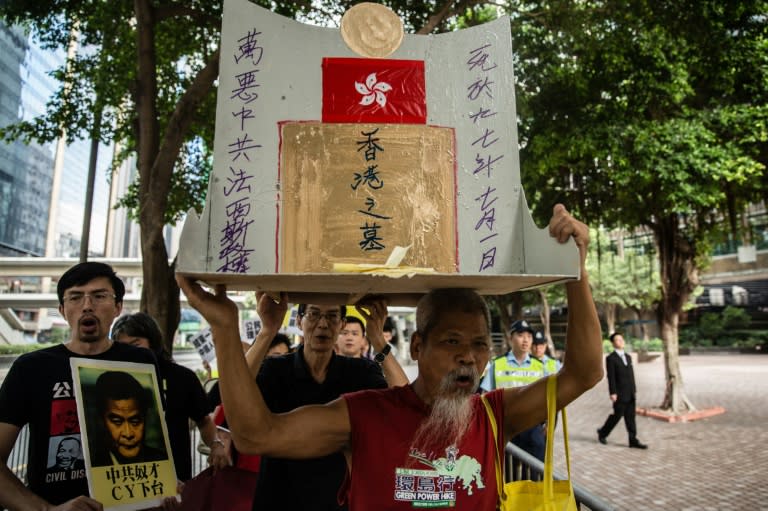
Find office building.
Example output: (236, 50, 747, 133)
(0, 21, 111, 258)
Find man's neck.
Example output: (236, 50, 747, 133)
(64, 337, 113, 356)
(302, 346, 333, 383)
(411, 378, 434, 406)
(511, 349, 528, 364)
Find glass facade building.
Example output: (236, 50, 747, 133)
(0, 21, 111, 257)
(0, 23, 55, 256)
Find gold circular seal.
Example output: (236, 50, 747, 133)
(340, 3, 404, 58)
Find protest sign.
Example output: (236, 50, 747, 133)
(70, 359, 177, 510)
(177, 1, 579, 304)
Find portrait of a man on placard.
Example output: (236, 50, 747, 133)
(84, 370, 167, 467)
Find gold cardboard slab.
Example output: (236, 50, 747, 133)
(279, 122, 457, 274)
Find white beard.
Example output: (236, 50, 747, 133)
(409, 366, 479, 458)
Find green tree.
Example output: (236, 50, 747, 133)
(512, 1, 767, 413)
(587, 227, 661, 336)
(0, 0, 491, 350)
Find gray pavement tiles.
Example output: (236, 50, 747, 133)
(554, 355, 768, 511)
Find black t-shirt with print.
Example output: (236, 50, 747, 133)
(0, 343, 156, 505)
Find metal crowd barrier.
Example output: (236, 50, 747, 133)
(505, 442, 616, 511)
(7, 424, 29, 484)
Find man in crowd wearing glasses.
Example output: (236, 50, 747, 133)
(0, 262, 157, 510)
(240, 294, 408, 511)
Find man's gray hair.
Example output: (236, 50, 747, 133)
(415, 289, 491, 340)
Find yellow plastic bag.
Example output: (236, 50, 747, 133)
(481, 376, 577, 511)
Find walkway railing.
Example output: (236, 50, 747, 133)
(10, 426, 615, 511)
(505, 442, 616, 511)
(7, 425, 29, 484)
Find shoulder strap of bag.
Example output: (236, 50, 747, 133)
(482, 377, 573, 504)
(544, 376, 572, 498)
(480, 394, 505, 503)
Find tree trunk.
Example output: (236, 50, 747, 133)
(653, 214, 699, 414)
(510, 292, 523, 321)
(604, 302, 616, 336)
(492, 296, 512, 336)
(658, 311, 695, 412)
(537, 288, 554, 352)
(631, 307, 651, 341)
(139, 237, 180, 353)
(132, 0, 218, 351)
(134, 0, 178, 350)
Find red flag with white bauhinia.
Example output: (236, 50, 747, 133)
(322, 57, 426, 124)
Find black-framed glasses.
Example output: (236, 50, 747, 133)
(63, 292, 116, 306)
(303, 310, 342, 324)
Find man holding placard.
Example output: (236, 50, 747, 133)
(0, 262, 157, 510)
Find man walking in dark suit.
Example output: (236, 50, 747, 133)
(597, 333, 648, 449)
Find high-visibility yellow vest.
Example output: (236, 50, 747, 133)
(540, 355, 559, 374)
(491, 355, 545, 389)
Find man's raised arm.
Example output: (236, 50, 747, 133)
(355, 297, 409, 387)
(176, 276, 352, 459)
(244, 292, 288, 377)
(502, 204, 604, 438)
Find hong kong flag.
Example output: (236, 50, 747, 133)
(322, 57, 426, 124)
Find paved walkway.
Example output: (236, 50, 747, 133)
(553, 354, 768, 510)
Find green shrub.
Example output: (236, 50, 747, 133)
(731, 331, 768, 348)
(679, 327, 697, 348)
(630, 338, 663, 352)
(682, 306, 755, 347)
(696, 306, 751, 345)
(722, 306, 751, 329)
(0, 343, 57, 355)
(697, 312, 724, 339)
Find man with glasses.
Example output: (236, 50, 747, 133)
(0, 262, 157, 510)
(239, 294, 408, 511)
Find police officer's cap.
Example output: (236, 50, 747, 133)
(509, 320, 535, 335)
(532, 331, 546, 345)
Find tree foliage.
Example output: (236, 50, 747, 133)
(509, 0, 768, 412)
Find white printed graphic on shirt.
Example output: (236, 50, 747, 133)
(52, 381, 72, 398)
(394, 446, 484, 507)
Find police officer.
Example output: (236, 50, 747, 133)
(480, 319, 546, 461)
(532, 330, 562, 374)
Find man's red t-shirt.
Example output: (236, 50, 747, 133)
(343, 386, 504, 510)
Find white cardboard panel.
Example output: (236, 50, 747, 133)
(176, 0, 580, 297)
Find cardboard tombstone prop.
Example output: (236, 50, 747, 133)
(177, 0, 579, 305)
